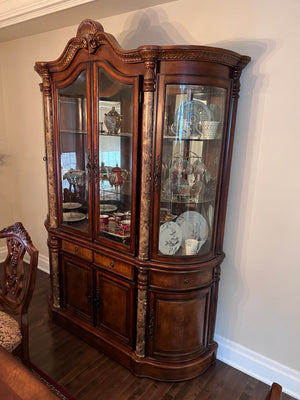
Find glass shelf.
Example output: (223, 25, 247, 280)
(158, 83, 226, 257)
(97, 67, 134, 248)
(58, 70, 90, 234)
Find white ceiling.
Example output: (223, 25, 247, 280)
(0, 0, 173, 42)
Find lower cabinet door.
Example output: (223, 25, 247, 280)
(95, 270, 135, 348)
(147, 287, 211, 362)
(61, 255, 94, 324)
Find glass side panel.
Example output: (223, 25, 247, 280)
(97, 68, 133, 247)
(58, 70, 89, 233)
(159, 84, 227, 257)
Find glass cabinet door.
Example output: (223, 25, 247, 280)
(57, 70, 90, 234)
(96, 67, 134, 248)
(158, 83, 227, 257)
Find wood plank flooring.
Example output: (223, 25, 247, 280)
(28, 270, 295, 400)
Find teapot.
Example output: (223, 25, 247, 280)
(107, 164, 128, 187)
(104, 107, 122, 135)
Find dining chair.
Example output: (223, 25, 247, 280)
(265, 382, 282, 400)
(0, 222, 38, 366)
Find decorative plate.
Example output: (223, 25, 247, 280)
(62, 202, 81, 209)
(100, 204, 118, 213)
(63, 212, 86, 222)
(176, 211, 208, 243)
(159, 221, 182, 255)
(171, 100, 211, 137)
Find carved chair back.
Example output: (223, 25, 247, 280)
(0, 222, 38, 365)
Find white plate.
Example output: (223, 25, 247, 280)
(63, 212, 86, 222)
(62, 202, 81, 209)
(171, 100, 211, 136)
(100, 204, 118, 213)
(176, 211, 208, 243)
(159, 221, 182, 255)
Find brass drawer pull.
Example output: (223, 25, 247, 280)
(110, 262, 115, 268)
(184, 279, 190, 285)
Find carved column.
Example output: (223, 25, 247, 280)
(48, 235, 60, 308)
(217, 66, 243, 249)
(135, 269, 149, 357)
(40, 71, 58, 229)
(136, 56, 157, 357)
(40, 71, 60, 308)
(208, 264, 221, 345)
(138, 58, 157, 261)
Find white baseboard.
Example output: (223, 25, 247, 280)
(215, 334, 300, 399)
(37, 253, 50, 274)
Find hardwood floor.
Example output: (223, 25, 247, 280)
(29, 270, 295, 400)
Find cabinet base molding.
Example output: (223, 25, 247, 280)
(131, 343, 218, 382)
(50, 303, 218, 382)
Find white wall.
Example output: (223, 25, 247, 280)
(0, 46, 13, 227)
(0, 0, 299, 396)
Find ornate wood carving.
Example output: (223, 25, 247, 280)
(0, 222, 38, 312)
(232, 67, 242, 99)
(34, 19, 250, 77)
(3, 238, 25, 299)
(0, 222, 32, 245)
(143, 59, 157, 92)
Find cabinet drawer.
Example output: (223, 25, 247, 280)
(94, 253, 134, 280)
(149, 269, 213, 290)
(62, 240, 93, 262)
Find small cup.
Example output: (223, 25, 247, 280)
(121, 220, 131, 235)
(100, 214, 109, 229)
(185, 238, 205, 255)
(114, 212, 125, 222)
(201, 121, 219, 139)
(107, 217, 116, 232)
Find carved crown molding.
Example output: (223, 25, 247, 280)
(35, 19, 250, 77)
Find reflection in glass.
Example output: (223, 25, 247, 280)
(159, 84, 227, 256)
(97, 68, 133, 246)
(58, 70, 89, 233)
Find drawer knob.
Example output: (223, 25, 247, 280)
(184, 279, 190, 285)
(110, 262, 115, 268)
(75, 247, 79, 253)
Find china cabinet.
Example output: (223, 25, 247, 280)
(35, 19, 250, 381)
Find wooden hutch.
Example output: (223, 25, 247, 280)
(35, 19, 250, 381)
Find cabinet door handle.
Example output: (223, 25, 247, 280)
(88, 289, 93, 303)
(94, 288, 101, 308)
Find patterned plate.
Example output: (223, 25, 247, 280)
(159, 221, 182, 255)
(176, 211, 208, 242)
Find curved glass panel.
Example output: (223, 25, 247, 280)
(58, 70, 89, 233)
(158, 84, 226, 256)
(97, 68, 133, 247)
